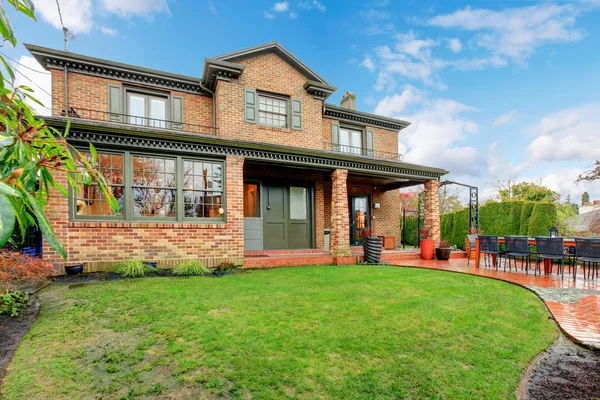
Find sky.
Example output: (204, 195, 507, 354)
(5, 0, 600, 204)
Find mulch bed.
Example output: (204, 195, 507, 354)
(521, 334, 600, 400)
(0, 299, 39, 386)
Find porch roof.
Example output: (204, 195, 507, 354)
(44, 116, 448, 184)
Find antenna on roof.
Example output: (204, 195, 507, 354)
(55, 0, 76, 51)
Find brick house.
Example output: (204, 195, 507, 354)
(26, 41, 447, 270)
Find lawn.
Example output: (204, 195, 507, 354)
(1, 266, 556, 399)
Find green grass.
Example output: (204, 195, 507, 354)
(1, 266, 556, 399)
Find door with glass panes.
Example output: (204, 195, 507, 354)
(263, 183, 313, 249)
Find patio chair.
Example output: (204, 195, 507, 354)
(479, 235, 502, 270)
(574, 237, 600, 279)
(534, 237, 566, 278)
(504, 236, 531, 274)
(464, 236, 477, 266)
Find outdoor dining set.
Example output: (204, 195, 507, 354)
(472, 233, 600, 280)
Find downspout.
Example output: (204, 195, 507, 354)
(64, 64, 69, 115)
(199, 82, 216, 135)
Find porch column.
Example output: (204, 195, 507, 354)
(423, 179, 441, 244)
(330, 169, 352, 257)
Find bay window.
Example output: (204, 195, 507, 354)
(74, 150, 225, 222)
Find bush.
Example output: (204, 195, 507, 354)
(527, 203, 558, 237)
(441, 212, 455, 244)
(519, 203, 535, 235)
(509, 202, 524, 234)
(402, 216, 419, 246)
(450, 208, 470, 249)
(214, 262, 237, 276)
(172, 261, 211, 276)
(480, 201, 516, 236)
(0, 251, 55, 292)
(0, 291, 31, 317)
(114, 260, 155, 278)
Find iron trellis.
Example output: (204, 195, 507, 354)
(439, 180, 479, 231)
(417, 191, 425, 247)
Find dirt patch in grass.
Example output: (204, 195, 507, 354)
(521, 334, 600, 400)
(0, 299, 39, 386)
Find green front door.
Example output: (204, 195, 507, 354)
(263, 183, 312, 250)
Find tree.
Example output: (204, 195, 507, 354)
(499, 181, 560, 203)
(0, 1, 116, 258)
(439, 184, 463, 214)
(576, 161, 600, 182)
(399, 189, 421, 211)
(489, 174, 517, 201)
(581, 191, 590, 205)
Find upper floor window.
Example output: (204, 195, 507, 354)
(127, 92, 168, 129)
(258, 93, 288, 128)
(339, 127, 363, 155)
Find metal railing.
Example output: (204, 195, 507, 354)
(62, 108, 217, 136)
(323, 141, 403, 161)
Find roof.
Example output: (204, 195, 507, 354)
(212, 41, 330, 85)
(323, 103, 411, 131)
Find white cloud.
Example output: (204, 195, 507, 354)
(100, 26, 118, 36)
(299, 0, 326, 13)
(34, 0, 93, 34)
(447, 38, 462, 53)
(428, 3, 586, 63)
(516, 104, 600, 172)
(359, 56, 375, 71)
(289, 11, 298, 19)
(264, 10, 275, 19)
(373, 86, 422, 115)
(208, 0, 218, 17)
(274, 1, 289, 12)
(12, 56, 51, 115)
(492, 109, 517, 126)
(100, 0, 170, 18)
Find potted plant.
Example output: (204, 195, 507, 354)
(362, 227, 383, 264)
(419, 227, 435, 260)
(64, 264, 84, 275)
(435, 239, 452, 261)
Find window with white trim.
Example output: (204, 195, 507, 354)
(258, 93, 288, 128)
(127, 92, 168, 129)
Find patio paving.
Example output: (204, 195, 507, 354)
(392, 258, 600, 350)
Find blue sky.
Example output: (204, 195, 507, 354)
(7, 0, 600, 202)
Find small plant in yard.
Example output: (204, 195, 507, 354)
(172, 261, 211, 276)
(419, 226, 431, 240)
(0, 251, 55, 293)
(438, 239, 451, 249)
(213, 262, 237, 276)
(0, 291, 31, 317)
(113, 260, 155, 278)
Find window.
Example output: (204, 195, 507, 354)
(183, 160, 223, 218)
(73, 150, 225, 222)
(127, 92, 167, 128)
(243, 183, 260, 218)
(75, 153, 124, 217)
(132, 156, 176, 218)
(289, 186, 307, 220)
(339, 127, 363, 155)
(258, 93, 288, 128)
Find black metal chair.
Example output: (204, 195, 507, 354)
(504, 236, 531, 273)
(535, 237, 566, 278)
(574, 238, 600, 279)
(479, 235, 502, 270)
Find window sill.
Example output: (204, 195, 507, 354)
(68, 221, 227, 229)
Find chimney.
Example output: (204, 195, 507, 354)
(340, 91, 356, 110)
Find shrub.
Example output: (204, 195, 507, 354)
(509, 202, 524, 234)
(0, 291, 31, 317)
(214, 262, 237, 276)
(527, 203, 558, 237)
(450, 208, 470, 249)
(172, 261, 211, 277)
(519, 203, 535, 235)
(402, 216, 419, 246)
(0, 251, 55, 292)
(441, 212, 455, 244)
(113, 260, 154, 278)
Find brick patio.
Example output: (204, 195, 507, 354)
(392, 258, 600, 350)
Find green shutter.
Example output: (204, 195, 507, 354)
(291, 98, 302, 130)
(244, 88, 257, 123)
(331, 122, 340, 152)
(171, 96, 184, 130)
(108, 84, 123, 122)
(366, 129, 374, 157)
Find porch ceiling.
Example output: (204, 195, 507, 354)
(347, 173, 425, 192)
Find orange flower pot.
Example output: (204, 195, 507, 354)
(420, 239, 435, 260)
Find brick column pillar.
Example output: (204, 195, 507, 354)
(424, 180, 441, 244)
(225, 156, 245, 265)
(330, 169, 351, 257)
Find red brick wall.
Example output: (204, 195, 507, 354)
(330, 169, 351, 256)
(44, 156, 245, 272)
(424, 180, 441, 244)
(50, 69, 213, 128)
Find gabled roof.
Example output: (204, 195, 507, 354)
(212, 41, 330, 86)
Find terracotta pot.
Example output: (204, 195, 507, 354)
(420, 239, 435, 260)
(435, 247, 451, 261)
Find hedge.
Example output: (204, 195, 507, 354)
(402, 216, 419, 247)
(527, 203, 558, 237)
(440, 201, 558, 248)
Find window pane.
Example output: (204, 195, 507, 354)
(258, 94, 288, 128)
(128, 94, 145, 125)
(132, 156, 176, 218)
(182, 160, 224, 219)
(244, 183, 260, 218)
(75, 151, 124, 217)
(289, 186, 307, 220)
(149, 97, 167, 128)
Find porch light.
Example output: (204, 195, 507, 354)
(548, 226, 559, 237)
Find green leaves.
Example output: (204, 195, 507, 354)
(0, 195, 16, 248)
(0, 5, 17, 47)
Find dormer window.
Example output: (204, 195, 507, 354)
(258, 93, 288, 128)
